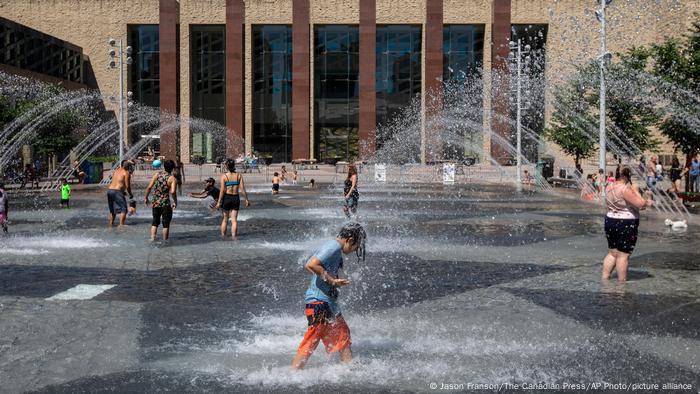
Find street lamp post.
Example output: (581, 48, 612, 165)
(509, 39, 530, 186)
(596, 0, 612, 181)
(108, 39, 133, 164)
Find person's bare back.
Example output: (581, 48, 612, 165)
(107, 162, 134, 226)
(109, 168, 129, 191)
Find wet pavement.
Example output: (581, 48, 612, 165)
(0, 180, 698, 393)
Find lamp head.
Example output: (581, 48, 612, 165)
(595, 9, 603, 22)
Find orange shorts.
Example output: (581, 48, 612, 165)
(296, 302, 351, 357)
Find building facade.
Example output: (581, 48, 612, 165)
(1, 0, 698, 164)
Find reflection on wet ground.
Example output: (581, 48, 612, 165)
(506, 288, 699, 339)
(2, 182, 699, 393)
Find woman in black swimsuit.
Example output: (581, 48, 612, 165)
(343, 164, 359, 218)
(669, 156, 682, 194)
(216, 159, 250, 239)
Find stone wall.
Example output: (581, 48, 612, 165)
(2, 0, 698, 164)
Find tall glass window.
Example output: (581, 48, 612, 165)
(376, 25, 422, 148)
(0, 17, 83, 83)
(511, 24, 547, 162)
(253, 25, 292, 163)
(443, 25, 484, 161)
(129, 25, 159, 107)
(314, 25, 359, 163)
(191, 25, 225, 163)
(128, 25, 160, 147)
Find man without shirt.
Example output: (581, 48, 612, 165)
(108, 160, 134, 226)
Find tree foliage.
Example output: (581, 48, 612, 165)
(651, 18, 700, 156)
(0, 83, 86, 158)
(33, 107, 85, 156)
(543, 75, 597, 166)
(603, 48, 661, 153)
(546, 46, 662, 165)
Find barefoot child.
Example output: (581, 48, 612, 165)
(291, 222, 367, 370)
(60, 178, 70, 208)
(272, 172, 280, 194)
(0, 183, 7, 234)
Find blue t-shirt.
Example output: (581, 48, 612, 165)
(304, 239, 344, 315)
(690, 160, 700, 176)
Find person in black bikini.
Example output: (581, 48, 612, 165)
(216, 159, 250, 239)
(343, 164, 359, 218)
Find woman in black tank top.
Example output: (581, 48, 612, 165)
(343, 164, 359, 218)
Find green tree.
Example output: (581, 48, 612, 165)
(651, 18, 700, 156)
(0, 97, 34, 126)
(584, 48, 661, 154)
(546, 48, 661, 166)
(544, 75, 597, 167)
(33, 107, 85, 157)
(0, 84, 86, 159)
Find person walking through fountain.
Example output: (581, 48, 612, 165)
(107, 160, 134, 226)
(272, 172, 280, 194)
(291, 222, 367, 370)
(144, 159, 178, 241)
(602, 166, 653, 282)
(342, 164, 359, 218)
(215, 159, 250, 239)
(0, 183, 8, 234)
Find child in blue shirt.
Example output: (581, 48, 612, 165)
(291, 222, 367, 369)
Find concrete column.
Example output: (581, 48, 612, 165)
(292, 0, 310, 161)
(490, 0, 511, 165)
(226, 0, 245, 158)
(359, 0, 376, 160)
(159, 0, 179, 160)
(423, 0, 443, 163)
(244, 23, 253, 155)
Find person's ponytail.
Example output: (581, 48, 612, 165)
(620, 166, 632, 184)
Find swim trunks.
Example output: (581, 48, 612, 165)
(296, 301, 351, 357)
(107, 189, 127, 215)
